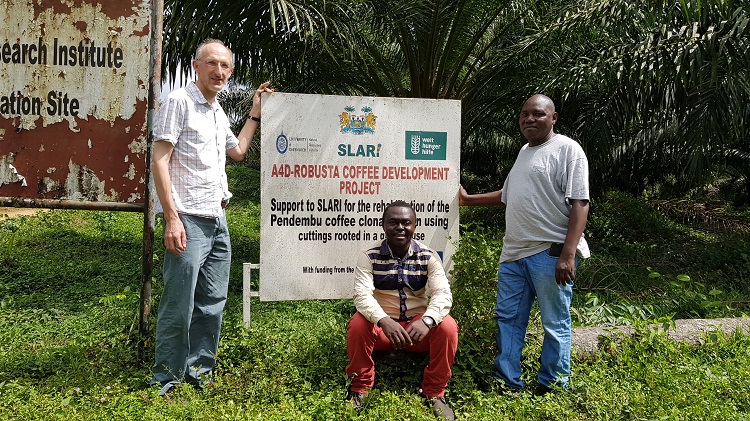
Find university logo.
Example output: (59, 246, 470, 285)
(276, 132, 289, 154)
(340, 106, 376, 135)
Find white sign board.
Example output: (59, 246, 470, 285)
(260, 93, 460, 301)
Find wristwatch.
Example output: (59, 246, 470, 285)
(422, 316, 436, 329)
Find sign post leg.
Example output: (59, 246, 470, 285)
(242, 263, 260, 328)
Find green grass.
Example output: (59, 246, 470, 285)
(1, 170, 750, 420)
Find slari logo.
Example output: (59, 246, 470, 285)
(405, 131, 447, 160)
(340, 106, 377, 135)
(338, 143, 382, 157)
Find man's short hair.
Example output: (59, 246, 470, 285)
(382, 200, 415, 223)
(194, 38, 233, 63)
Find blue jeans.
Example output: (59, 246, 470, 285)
(493, 248, 575, 390)
(151, 213, 231, 394)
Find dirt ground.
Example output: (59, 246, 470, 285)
(0, 207, 45, 219)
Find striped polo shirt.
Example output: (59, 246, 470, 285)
(353, 239, 452, 325)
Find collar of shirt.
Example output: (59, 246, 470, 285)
(380, 240, 417, 260)
(186, 82, 221, 112)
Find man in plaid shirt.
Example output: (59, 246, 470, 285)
(150, 38, 272, 395)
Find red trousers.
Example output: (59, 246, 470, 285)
(345, 312, 459, 397)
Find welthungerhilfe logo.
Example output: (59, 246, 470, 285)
(405, 131, 447, 160)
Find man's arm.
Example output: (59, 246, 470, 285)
(422, 252, 453, 322)
(459, 185, 503, 206)
(555, 199, 589, 285)
(405, 251, 452, 343)
(228, 81, 273, 162)
(151, 140, 185, 256)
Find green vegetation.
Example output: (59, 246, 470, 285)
(1, 167, 749, 419)
(165, 0, 750, 203)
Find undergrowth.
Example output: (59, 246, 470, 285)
(1, 179, 749, 419)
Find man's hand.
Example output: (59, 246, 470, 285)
(556, 198, 588, 285)
(249, 81, 274, 117)
(458, 185, 468, 206)
(163, 217, 186, 256)
(231, 81, 275, 162)
(555, 255, 576, 285)
(406, 318, 430, 343)
(378, 317, 412, 350)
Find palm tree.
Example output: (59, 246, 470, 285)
(273, 0, 568, 185)
(162, 1, 750, 200)
(162, 0, 570, 188)
(537, 0, 750, 201)
(161, 0, 350, 87)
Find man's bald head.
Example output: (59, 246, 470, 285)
(519, 94, 558, 146)
(525, 94, 556, 112)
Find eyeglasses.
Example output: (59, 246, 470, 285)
(198, 59, 232, 71)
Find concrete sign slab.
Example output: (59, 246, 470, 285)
(0, 0, 151, 203)
(260, 93, 460, 301)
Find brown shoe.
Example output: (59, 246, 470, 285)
(426, 396, 455, 420)
(345, 389, 366, 411)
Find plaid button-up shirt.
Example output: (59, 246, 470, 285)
(153, 82, 239, 218)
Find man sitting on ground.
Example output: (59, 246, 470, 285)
(345, 200, 459, 420)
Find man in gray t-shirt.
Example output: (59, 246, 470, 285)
(459, 94, 590, 393)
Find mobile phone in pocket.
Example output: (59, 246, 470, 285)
(549, 243, 564, 257)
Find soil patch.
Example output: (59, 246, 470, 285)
(0, 207, 45, 219)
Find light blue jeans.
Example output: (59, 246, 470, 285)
(493, 248, 575, 390)
(151, 213, 231, 394)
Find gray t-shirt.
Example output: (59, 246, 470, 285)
(500, 133, 590, 262)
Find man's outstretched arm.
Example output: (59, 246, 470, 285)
(458, 185, 503, 206)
